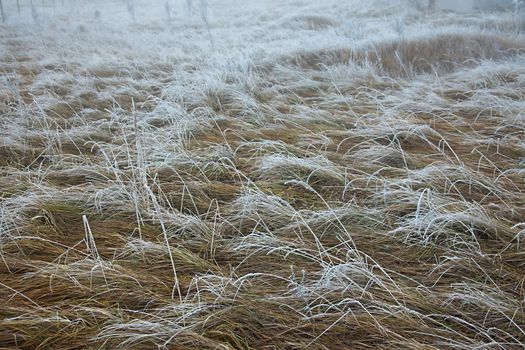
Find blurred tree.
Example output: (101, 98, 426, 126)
(0, 0, 5, 23)
(165, 1, 172, 20)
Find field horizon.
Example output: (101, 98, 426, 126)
(1, 0, 524, 349)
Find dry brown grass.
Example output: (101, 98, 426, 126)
(1, 1, 525, 349)
(284, 32, 525, 76)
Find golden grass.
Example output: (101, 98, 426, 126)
(285, 32, 525, 76)
(1, 4, 525, 350)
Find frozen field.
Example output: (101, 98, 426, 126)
(1, 0, 525, 348)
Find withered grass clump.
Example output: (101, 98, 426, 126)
(0, 1, 524, 349)
(285, 32, 525, 76)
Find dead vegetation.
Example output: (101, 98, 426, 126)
(284, 32, 525, 76)
(0, 0, 524, 349)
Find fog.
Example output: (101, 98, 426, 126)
(437, 0, 516, 11)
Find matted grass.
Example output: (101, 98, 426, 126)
(0, 0, 524, 349)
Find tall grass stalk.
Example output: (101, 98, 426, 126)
(186, 0, 192, 15)
(127, 1, 136, 22)
(165, 1, 172, 20)
(200, 0, 214, 48)
(0, 0, 5, 23)
(30, 0, 39, 23)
